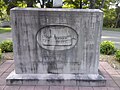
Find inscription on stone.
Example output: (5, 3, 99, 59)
(36, 25, 78, 50)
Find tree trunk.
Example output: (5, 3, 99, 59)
(116, 13, 120, 28)
(89, 0, 96, 9)
(99, 0, 105, 9)
(115, 4, 120, 28)
(80, 0, 82, 9)
(46, 0, 53, 8)
(37, 0, 42, 8)
(41, 0, 45, 8)
(27, 1, 34, 7)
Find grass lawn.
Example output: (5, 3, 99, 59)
(103, 27, 120, 32)
(0, 27, 11, 34)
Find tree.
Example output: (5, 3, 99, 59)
(3, 0, 27, 15)
(1, 0, 120, 28)
(3, 0, 53, 15)
(0, 0, 8, 21)
(4, 0, 36, 7)
(103, 8, 117, 28)
(41, 0, 53, 8)
(63, 0, 116, 9)
(89, 0, 96, 9)
(115, 0, 120, 28)
(63, 0, 120, 28)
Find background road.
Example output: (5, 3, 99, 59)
(0, 31, 120, 49)
(101, 31, 120, 49)
(0, 32, 12, 42)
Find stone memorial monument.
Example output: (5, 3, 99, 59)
(6, 7, 106, 86)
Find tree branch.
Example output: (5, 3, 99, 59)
(89, 0, 96, 9)
(80, 0, 82, 9)
(99, 0, 105, 9)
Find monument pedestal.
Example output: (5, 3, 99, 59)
(7, 8, 106, 86)
(6, 70, 105, 86)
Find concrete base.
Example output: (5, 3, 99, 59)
(6, 71, 106, 86)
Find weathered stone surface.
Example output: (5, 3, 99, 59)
(6, 71, 106, 86)
(6, 8, 105, 86)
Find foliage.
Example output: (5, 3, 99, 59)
(15, 1, 27, 7)
(115, 5, 120, 28)
(63, 0, 116, 9)
(0, 0, 119, 28)
(100, 41, 116, 55)
(0, 40, 13, 53)
(115, 50, 120, 61)
(63, 0, 81, 8)
(0, 0, 9, 21)
(0, 0, 28, 20)
(3, 0, 27, 15)
(40, 0, 53, 8)
(63, 0, 119, 28)
(103, 8, 117, 28)
(0, 48, 2, 59)
(0, 27, 11, 34)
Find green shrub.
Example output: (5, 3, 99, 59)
(0, 40, 13, 53)
(115, 50, 120, 61)
(100, 41, 116, 55)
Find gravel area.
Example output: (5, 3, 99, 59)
(100, 55, 120, 70)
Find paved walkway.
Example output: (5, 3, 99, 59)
(0, 60, 120, 90)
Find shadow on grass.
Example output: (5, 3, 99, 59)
(103, 27, 120, 32)
(0, 27, 11, 34)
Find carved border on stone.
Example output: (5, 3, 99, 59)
(36, 25, 78, 51)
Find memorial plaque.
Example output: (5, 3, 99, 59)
(37, 25, 78, 51)
(6, 8, 106, 86)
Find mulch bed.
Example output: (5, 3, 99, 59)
(2, 52, 13, 60)
(0, 52, 13, 65)
(100, 55, 120, 69)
